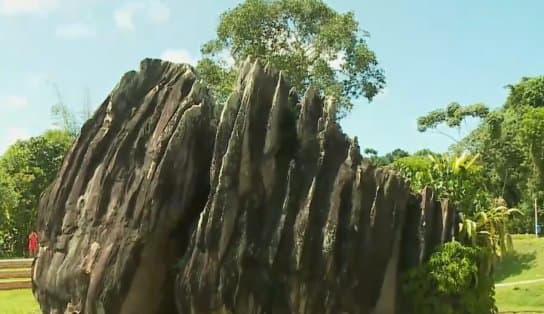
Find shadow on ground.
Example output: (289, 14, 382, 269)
(495, 251, 537, 282)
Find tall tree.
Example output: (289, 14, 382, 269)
(197, 0, 385, 115)
(0, 130, 72, 256)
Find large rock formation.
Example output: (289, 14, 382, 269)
(33, 60, 216, 314)
(32, 58, 456, 314)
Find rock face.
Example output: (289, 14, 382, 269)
(32, 58, 456, 314)
(33, 59, 215, 314)
(174, 59, 455, 314)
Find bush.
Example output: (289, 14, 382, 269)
(402, 241, 497, 314)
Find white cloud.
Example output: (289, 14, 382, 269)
(0, 95, 30, 109)
(146, 1, 169, 24)
(114, 5, 137, 31)
(56, 22, 96, 40)
(0, 0, 59, 16)
(114, 1, 170, 31)
(160, 49, 197, 65)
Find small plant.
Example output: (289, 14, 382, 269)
(458, 203, 523, 263)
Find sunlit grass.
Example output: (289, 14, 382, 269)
(495, 235, 544, 312)
(0, 289, 39, 314)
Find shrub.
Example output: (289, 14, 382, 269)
(402, 241, 497, 314)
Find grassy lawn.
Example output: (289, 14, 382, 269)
(495, 234, 544, 312)
(0, 290, 39, 314)
(495, 283, 544, 313)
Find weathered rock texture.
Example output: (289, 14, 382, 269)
(33, 60, 215, 314)
(32, 58, 456, 314)
(174, 60, 456, 314)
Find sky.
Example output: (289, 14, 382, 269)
(1, 0, 543, 155)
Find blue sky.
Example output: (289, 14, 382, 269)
(1, 0, 543, 155)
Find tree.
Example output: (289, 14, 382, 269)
(382, 148, 409, 164)
(519, 107, 544, 197)
(393, 153, 489, 214)
(504, 76, 544, 109)
(457, 76, 544, 211)
(197, 0, 385, 114)
(412, 148, 439, 157)
(416, 102, 489, 144)
(411, 75, 544, 243)
(362, 148, 409, 166)
(0, 130, 72, 256)
(0, 167, 19, 257)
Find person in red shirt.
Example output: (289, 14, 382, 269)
(28, 231, 38, 258)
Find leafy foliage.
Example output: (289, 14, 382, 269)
(504, 76, 544, 109)
(403, 241, 497, 314)
(451, 76, 544, 232)
(519, 107, 544, 195)
(0, 168, 19, 257)
(0, 130, 72, 256)
(393, 153, 489, 214)
(417, 102, 489, 132)
(362, 147, 409, 166)
(197, 0, 385, 114)
(196, 58, 237, 108)
(458, 203, 521, 262)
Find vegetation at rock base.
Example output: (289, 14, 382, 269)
(402, 241, 497, 314)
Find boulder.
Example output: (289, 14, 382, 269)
(176, 58, 415, 314)
(33, 59, 215, 314)
(33, 57, 456, 314)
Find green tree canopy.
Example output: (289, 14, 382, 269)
(504, 76, 544, 109)
(362, 148, 409, 167)
(417, 102, 489, 133)
(0, 167, 19, 257)
(0, 130, 72, 256)
(197, 0, 385, 114)
(413, 75, 544, 233)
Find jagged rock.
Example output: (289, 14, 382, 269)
(174, 59, 453, 314)
(33, 57, 456, 314)
(32, 59, 216, 314)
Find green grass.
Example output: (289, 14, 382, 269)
(495, 234, 544, 312)
(0, 290, 39, 314)
(495, 283, 544, 313)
